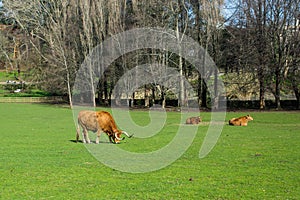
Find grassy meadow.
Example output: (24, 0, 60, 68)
(0, 103, 299, 199)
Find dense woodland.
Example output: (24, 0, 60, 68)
(0, 0, 299, 109)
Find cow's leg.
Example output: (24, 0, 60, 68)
(114, 137, 120, 144)
(82, 128, 91, 144)
(95, 130, 101, 144)
(76, 125, 80, 142)
(108, 134, 114, 143)
(241, 122, 247, 126)
(81, 128, 86, 143)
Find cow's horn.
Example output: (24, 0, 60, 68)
(122, 131, 133, 138)
(114, 132, 124, 141)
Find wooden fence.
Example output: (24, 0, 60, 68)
(0, 96, 66, 103)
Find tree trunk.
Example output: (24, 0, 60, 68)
(179, 55, 185, 107)
(291, 68, 300, 109)
(152, 86, 155, 106)
(213, 68, 219, 110)
(259, 77, 265, 109)
(161, 87, 166, 109)
(201, 80, 208, 108)
(292, 80, 300, 109)
(145, 85, 150, 107)
(197, 73, 201, 107)
(197, 72, 208, 108)
(275, 69, 281, 109)
(176, 18, 185, 107)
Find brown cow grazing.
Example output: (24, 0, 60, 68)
(186, 116, 202, 125)
(229, 115, 253, 126)
(76, 110, 132, 144)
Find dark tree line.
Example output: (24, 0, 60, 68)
(0, 0, 299, 109)
(226, 0, 300, 109)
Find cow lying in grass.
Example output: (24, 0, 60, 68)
(229, 115, 253, 126)
(76, 110, 132, 144)
(186, 116, 202, 124)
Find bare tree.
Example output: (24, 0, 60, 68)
(288, 8, 300, 108)
(2, 0, 298, 110)
(228, 0, 300, 109)
(265, 0, 299, 109)
(192, 0, 225, 108)
(3, 0, 80, 107)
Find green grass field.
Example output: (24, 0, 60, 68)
(0, 103, 299, 199)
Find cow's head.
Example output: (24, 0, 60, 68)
(246, 115, 254, 121)
(113, 131, 133, 144)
